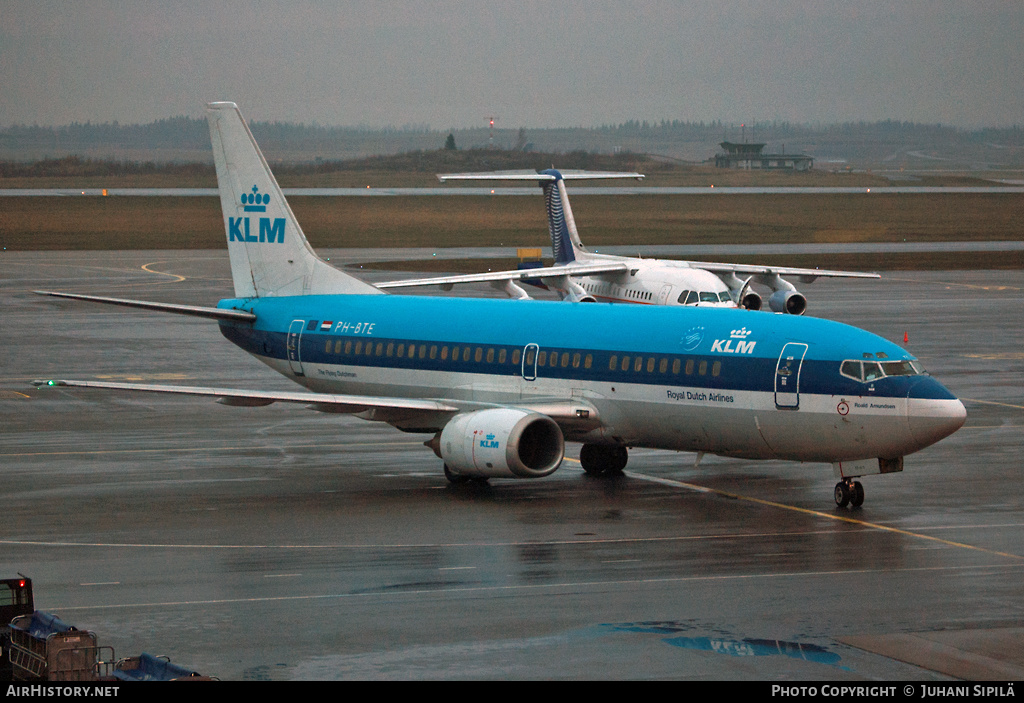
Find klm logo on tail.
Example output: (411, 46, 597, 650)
(229, 185, 286, 243)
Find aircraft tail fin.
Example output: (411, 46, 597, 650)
(205, 102, 380, 299)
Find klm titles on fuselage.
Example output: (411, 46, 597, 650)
(229, 185, 286, 244)
(711, 327, 757, 355)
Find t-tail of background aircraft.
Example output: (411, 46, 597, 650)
(34, 102, 964, 508)
(380, 169, 880, 315)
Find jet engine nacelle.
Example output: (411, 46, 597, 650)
(440, 408, 565, 479)
(768, 290, 807, 315)
(740, 290, 762, 311)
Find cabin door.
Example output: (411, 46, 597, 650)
(521, 343, 539, 381)
(774, 342, 808, 409)
(287, 319, 305, 377)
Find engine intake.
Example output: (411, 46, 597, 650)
(440, 408, 564, 479)
(768, 290, 807, 315)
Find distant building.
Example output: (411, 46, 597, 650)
(714, 142, 813, 171)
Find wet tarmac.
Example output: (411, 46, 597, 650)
(2, 250, 1022, 680)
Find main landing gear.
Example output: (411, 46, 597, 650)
(834, 479, 865, 508)
(579, 444, 628, 477)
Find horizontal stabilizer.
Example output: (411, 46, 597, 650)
(34, 291, 256, 322)
(439, 170, 644, 182)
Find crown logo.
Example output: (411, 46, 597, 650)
(242, 185, 269, 213)
(730, 327, 752, 339)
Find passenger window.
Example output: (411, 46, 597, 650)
(672, 358, 681, 374)
(572, 353, 581, 369)
(396, 343, 404, 357)
(698, 360, 707, 376)
(685, 359, 694, 375)
(609, 354, 618, 370)
(558, 352, 567, 368)
(621, 356, 630, 372)
(440, 346, 449, 361)
(430, 345, 438, 360)
(646, 358, 655, 373)
(538, 351, 548, 366)
(524, 348, 534, 365)
(386, 342, 393, 357)
(354, 341, 363, 355)
(345, 341, 353, 355)
(419, 345, 427, 359)
(659, 358, 668, 373)
(335, 340, 342, 354)
(463, 347, 471, 362)
(486, 348, 495, 363)
(634, 357, 643, 372)
(584, 354, 592, 369)
(863, 361, 883, 382)
(712, 361, 721, 377)
(499, 349, 507, 364)
(512, 349, 521, 365)
(325, 340, 333, 353)
(474, 347, 482, 362)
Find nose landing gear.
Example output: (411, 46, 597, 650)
(834, 479, 865, 508)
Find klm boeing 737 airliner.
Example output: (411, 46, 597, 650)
(34, 102, 966, 508)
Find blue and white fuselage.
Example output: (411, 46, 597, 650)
(217, 291, 962, 465)
(34, 102, 965, 508)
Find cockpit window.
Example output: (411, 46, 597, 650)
(684, 291, 699, 305)
(699, 292, 719, 303)
(841, 358, 924, 382)
(718, 291, 732, 303)
(881, 360, 920, 376)
(677, 290, 690, 304)
(863, 361, 884, 382)
(840, 360, 862, 381)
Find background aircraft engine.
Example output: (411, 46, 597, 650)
(740, 290, 762, 311)
(768, 290, 807, 315)
(440, 408, 564, 479)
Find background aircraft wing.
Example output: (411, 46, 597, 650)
(377, 261, 628, 289)
(691, 261, 880, 282)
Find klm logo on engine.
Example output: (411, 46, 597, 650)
(229, 185, 286, 244)
(479, 433, 500, 449)
(711, 327, 757, 354)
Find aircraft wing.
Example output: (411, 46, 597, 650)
(376, 261, 629, 290)
(689, 262, 880, 283)
(33, 379, 459, 413)
(31, 380, 602, 433)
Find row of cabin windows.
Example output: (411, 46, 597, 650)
(581, 281, 654, 302)
(322, 339, 722, 378)
(610, 354, 721, 377)
(325, 339, 524, 365)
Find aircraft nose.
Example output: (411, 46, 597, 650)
(906, 377, 966, 448)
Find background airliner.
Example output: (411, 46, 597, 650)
(379, 169, 880, 315)
(34, 102, 964, 508)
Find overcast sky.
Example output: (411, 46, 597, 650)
(1, 1, 1021, 129)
